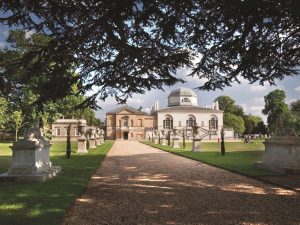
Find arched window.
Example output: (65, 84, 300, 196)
(163, 115, 173, 129)
(182, 98, 190, 103)
(209, 116, 218, 130)
(186, 115, 196, 127)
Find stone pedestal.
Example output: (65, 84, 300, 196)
(254, 136, 300, 174)
(0, 139, 61, 182)
(192, 138, 202, 152)
(96, 137, 101, 146)
(100, 137, 104, 144)
(161, 138, 167, 146)
(172, 138, 180, 148)
(89, 138, 96, 149)
(154, 138, 159, 144)
(77, 138, 88, 153)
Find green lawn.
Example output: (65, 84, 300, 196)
(142, 140, 281, 176)
(0, 141, 114, 225)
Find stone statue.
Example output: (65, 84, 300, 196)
(23, 118, 44, 141)
(275, 117, 297, 137)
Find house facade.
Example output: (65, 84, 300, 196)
(106, 106, 156, 140)
(51, 119, 86, 141)
(106, 87, 234, 140)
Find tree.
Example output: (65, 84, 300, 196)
(1, 1, 299, 107)
(262, 89, 290, 133)
(243, 114, 262, 134)
(215, 96, 244, 116)
(0, 97, 10, 139)
(223, 113, 245, 135)
(254, 121, 269, 136)
(11, 111, 23, 141)
(290, 99, 300, 135)
(0, 30, 101, 131)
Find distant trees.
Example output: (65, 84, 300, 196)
(262, 89, 290, 133)
(215, 95, 269, 136)
(262, 89, 299, 135)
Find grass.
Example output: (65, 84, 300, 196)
(142, 140, 281, 177)
(0, 140, 114, 225)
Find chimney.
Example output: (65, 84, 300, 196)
(215, 101, 219, 110)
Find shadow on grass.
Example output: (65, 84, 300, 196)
(0, 141, 114, 225)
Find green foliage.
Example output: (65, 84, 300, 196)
(0, 97, 9, 131)
(243, 115, 262, 134)
(289, 99, 300, 135)
(11, 111, 23, 141)
(1, 2, 299, 106)
(224, 113, 245, 134)
(0, 30, 101, 133)
(262, 89, 290, 133)
(0, 141, 114, 225)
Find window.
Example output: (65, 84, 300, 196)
(209, 116, 218, 130)
(138, 119, 142, 126)
(131, 120, 134, 126)
(163, 116, 173, 129)
(124, 118, 128, 126)
(186, 116, 196, 127)
(182, 98, 190, 103)
(131, 133, 133, 137)
(56, 127, 61, 136)
(74, 128, 79, 136)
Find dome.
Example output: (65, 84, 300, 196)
(168, 87, 198, 107)
(168, 87, 197, 98)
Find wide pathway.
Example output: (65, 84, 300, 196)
(62, 141, 300, 225)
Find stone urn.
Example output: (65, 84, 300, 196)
(90, 127, 96, 138)
(161, 130, 166, 138)
(173, 128, 178, 137)
(192, 124, 200, 138)
(79, 123, 87, 138)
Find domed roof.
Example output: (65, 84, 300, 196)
(168, 87, 197, 98)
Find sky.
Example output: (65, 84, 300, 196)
(1, 24, 299, 123)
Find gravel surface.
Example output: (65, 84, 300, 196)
(62, 141, 300, 225)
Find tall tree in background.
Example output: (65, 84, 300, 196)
(290, 100, 300, 135)
(215, 95, 245, 135)
(0, 1, 299, 107)
(262, 89, 290, 133)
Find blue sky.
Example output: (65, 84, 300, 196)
(1, 24, 299, 123)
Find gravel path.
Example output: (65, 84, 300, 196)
(62, 141, 300, 225)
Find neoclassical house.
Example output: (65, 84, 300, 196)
(106, 87, 233, 140)
(106, 106, 156, 140)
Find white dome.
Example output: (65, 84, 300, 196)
(168, 87, 198, 107)
(168, 87, 197, 98)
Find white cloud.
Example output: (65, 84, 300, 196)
(127, 97, 144, 104)
(0, 41, 5, 48)
(143, 107, 151, 113)
(249, 106, 263, 111)
(295, 86, 300, 92)
(249, 85, 268, 92)
(253, 97, 264, 104)
(25, 30, 35, 39)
